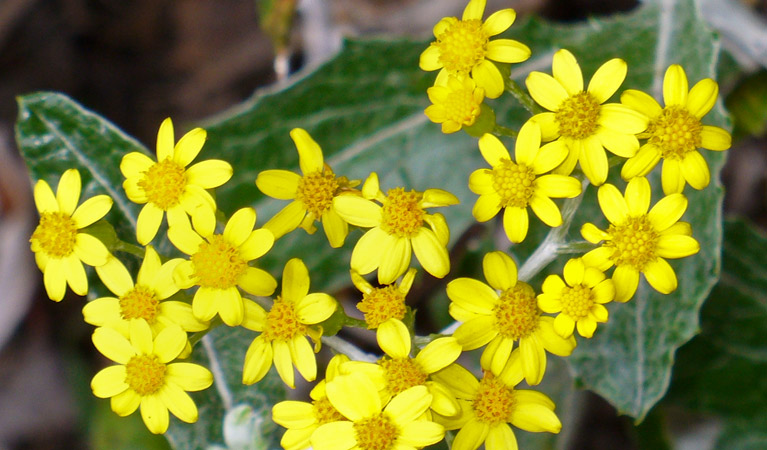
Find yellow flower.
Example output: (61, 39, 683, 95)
(351, 268, 416, 329)
(581, 177, 700, 302)
(425, 75, 485, 134)
(83, 246, 208, 337)
(90, 320, 213, 434)
(169, 207, 276, 327)
(121, 118, 233, 245)
(342, 319, 463, 418)
(242, 258, 337, 388)
(310, 372, 445, 450)
(471, 123, 582, 243)
(420, 0, 531, 99)
(30, 169, 113, 301)
(447, 251, 575, 385)
(334, 173, 459, 284)
(621, 64, 732, 194)
(430, 363, 561, 450)
(526, 49, 649, 185)
(256, 128, 360, 248)
(537, 257, 615, 338)
(272, 354, 349, 450)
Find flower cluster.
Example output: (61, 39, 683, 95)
(25, 0, 731, 446)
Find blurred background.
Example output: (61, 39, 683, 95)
(1, 0, 766, 449)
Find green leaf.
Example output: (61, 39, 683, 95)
(667, 219, 767, 447)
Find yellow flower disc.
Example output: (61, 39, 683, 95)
(607, 216, 659, 270)
(263, 298, 306, 341)
(353, 413, 399, 450)
(555, 92, 602, 140)
(31, 212, 78, 258)
(191, 235, 247, 289)
(357, 285, 407, 329)
(119, 285, 160, 323)
(494, 284, 539, 339)
(492, 160, 536, 208)
(296, 171, 340, 217)
(139, 158, 187, 210)
(313, 397, 345, 425)
(435, 18, 488, 73)
(125, 354, 166, 396)
(380, 188, 424, 237)
(473, 373, 516, 425)
(559, 285, 595, 321)
(647, 106, 702, 160)
(380, 358, 428, 395)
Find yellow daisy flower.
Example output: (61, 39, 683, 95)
(30, 168, 113, 301)
(342, 319, 463, 418)
(526, 49, 649, 185)
(121, 117, 233, 245)
(430, 363, 561, 450)
(420, 0, 531, 99)
(447, 251, 575, 385)
(83, 246, 208, 337)
(256, 128, 360, 248)
(242, 258, 337, 388)
(351, 268, 416, 329)
(272, 354, 349, 450)
(470, 122, 582, 243)
(537, 257, 615, 338)
(169, 207, 277, 327)
(333, 173, 459, 284)
(90, 320, 213, 434)
(425, 75, 485, 134)
(621, 64, 732, 194)
(581, 176, 700, 302)
(310, 372, 445, 450)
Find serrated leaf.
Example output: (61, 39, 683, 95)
(666, 219, 767, 445)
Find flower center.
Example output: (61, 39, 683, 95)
(296, 170, 340, 217)
(380, 358, 428, 395)
(357, 285, 407, 329)
(494, 283, 540, 339)
(607, 215, 659, 271)
(444, 86, 482, 126)
(125, 354, 166, 396)
(559, 284, 594, 320)
(119, 285, 160, 323)
(380, 188, 424, 238)
(353, 413, 399, 450)
(263, 298, 306, 342)
(555, 92, 602, 140)
(435, 18, 488, 74)
(313, 396, 345, 425)
(492, 160, 536, 208)
(138, 158, 187, 210)
(647, 106, 702, 160)
(191, 234, 247, 289)
(473, 373, 516, 425)
(31, 212, 78, 258)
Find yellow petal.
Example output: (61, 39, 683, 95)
(647, 192, 687, 231)
(597, 183, 628, 225)
(454, 316, 497, 350)
(326, 372, 381, 420)
(296, 293, 336, 324)
(472, 60, 504, 99)
(681, 151, 710, 190)
(416, 337, 462, 374)
(686, 78, 718, 118)
(661, 158, 685, 195)
(412, 229, 449, 279)
(159, 383, 198, 423)
(92, 326, 135, 364)
(472, 193, 503, 222)
(482, 251, 517, 291)
(656, 235, 700, 259)
(453, 419, 490, 450)
(621, 144, 661, 180)
(322, 208, 349, 248)
(700, 125, 731, 151)
(663, 65, 689, 106)
(462, 0, 486, 20)
(185, 159, 232, 189)
(534, 174, 582, 198)
(156, 118, 175, 161)
(56, 169, 81, 216)
(552, 49, 583, 95)
(91, 365, 129, 398)
(262, 201, 305, 240)
(256, 170, 300, 200)
(447, 278, 497, 314)
(350, 227, 390, 275)
(579, 135, 608, 186)
(242, 336, 273, 385)
(644, 258, 677, 294)
(291, 128, 324, 174)
(526, 72, 569, 112)
(291, 335, 317, 382)
(33, 179, 58, 213)
(379, 236, 412, 284)
(598, 128, 639, 158)
(613, 265, 639, 302)
(140, 395, 170, 434)
(514, 121, 541, 167)
(587, 58, 627, 104)
(625, 176, 651, 216)
(333, 196, 382, 227)
(419, 45, 443, 71)
(482, 8, 515, 35)
(174, 127, 206, 167)
(503, 206, 529, 243)
(273, 339, 296, 388)
(529, 193, 563, 227)
(621, 89, 662, 117)
(486, 424, 518, 450)
(311, 422, 356, 450)
(136, 203, 164, 245)
(486, 39, 530, 63)
(377, 319, 411, 359)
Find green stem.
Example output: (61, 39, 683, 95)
(189, 317, 222, 347)
(114, 240, 146, 258)
(493, 125, 518, 138)
(505, 79, 542, 115)
(343, 316, 368, 328)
